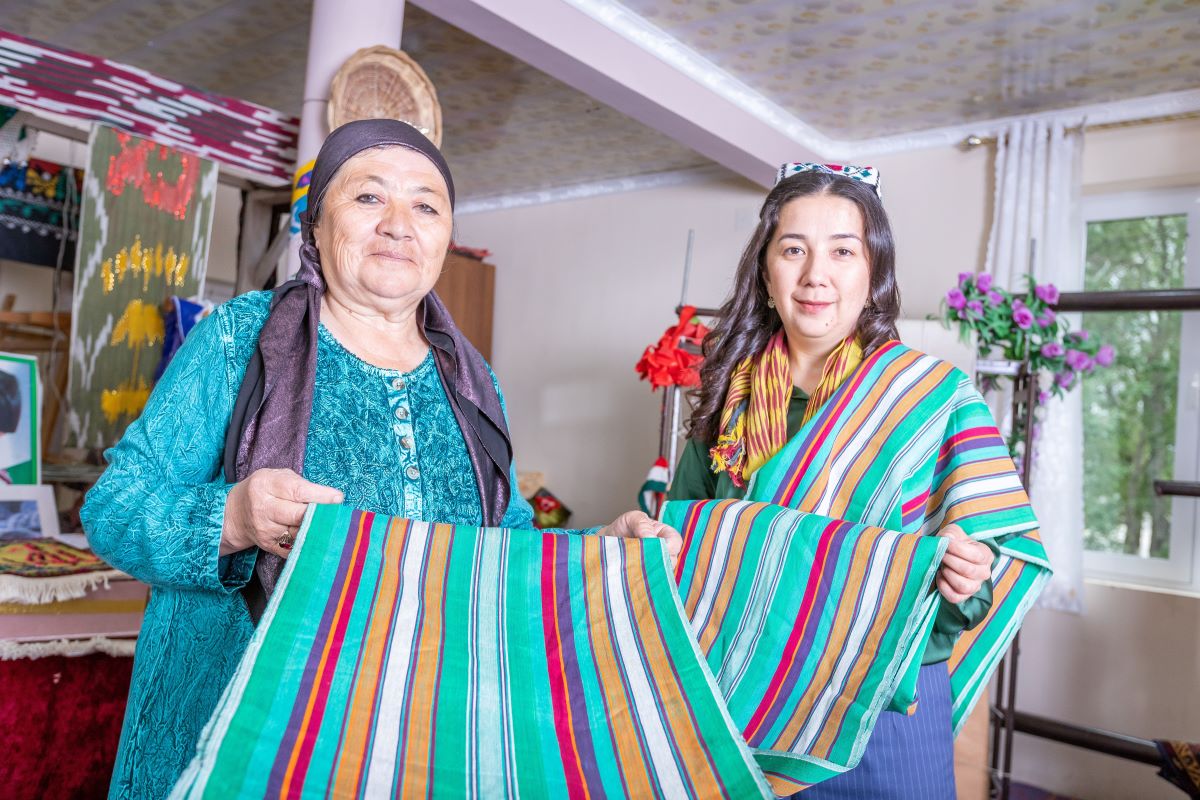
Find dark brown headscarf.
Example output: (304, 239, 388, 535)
(224, 119, 512, 622)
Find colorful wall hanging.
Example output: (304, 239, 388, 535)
(0, 352, 39, 484)
(0, 31, 298, 186)
(66, 126, 217, 449)
(0, 155, 83, 269)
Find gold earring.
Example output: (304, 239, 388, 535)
(767, 297, 776, 309)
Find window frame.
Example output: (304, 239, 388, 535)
(1080, 187, 1200, 595)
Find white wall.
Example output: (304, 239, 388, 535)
(1013, 582, 1200, 799)
(458, 174, 763, 526)
(457, 144, 992, 525)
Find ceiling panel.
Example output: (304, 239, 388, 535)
(617, 0, 1200, 139)
(0, 1, 710, 199)
(3, 0, 1196, 196)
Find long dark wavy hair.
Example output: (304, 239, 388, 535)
(687, 171, 901, 444)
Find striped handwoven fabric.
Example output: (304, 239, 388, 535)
(173, 340, 1046, 798)
(171, 505, 772, 799)
(744, 340, 1051, 737)
(661, 499, 948, 794)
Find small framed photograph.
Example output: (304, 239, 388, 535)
(0, 485, 59, 542)
(0, 352, 40, 484)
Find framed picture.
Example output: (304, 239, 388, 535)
(0, 484, 59, 542)
(0, 352, 40, 484)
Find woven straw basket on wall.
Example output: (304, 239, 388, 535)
(327, 46, 443, 146)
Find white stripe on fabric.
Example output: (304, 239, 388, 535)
(362, 522, 433, 797)
(602, 537, 690, 798)
(794, 531, 898, 751)
(467, 531, 507, 798)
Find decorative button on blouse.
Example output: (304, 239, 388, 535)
(400, 437, 413, 450)
(406, 466, 420, 480)
(391, 377, 406, 391)
(394, 406, 406, 421)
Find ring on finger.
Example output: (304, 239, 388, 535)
(277, 529, 296, 550)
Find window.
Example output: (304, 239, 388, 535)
(1081, 188, 1200, 594)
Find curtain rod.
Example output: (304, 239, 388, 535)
(961, 109, 1200, 149)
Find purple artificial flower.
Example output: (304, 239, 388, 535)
(1040, 342, 1065, 358)
(1037, 390, 1051, 404)
(966, 299, 984, 317)
(958, 272, 974, 288)
(987, 290, 1004, 306)
(976, 272, 994, 292)
(946, 288, 967, 310)
(1012, 306, 1035, 329)
(1035, 283, 1060, 304)
(1070, 329, 1090, 342)
(1012, 297, 1026, 311)
(1037, 309, 1057, 327)
(1055, 370, 1076, 389)
(1065, 349, 1093, 371)
(1095, 344, 1115, 367)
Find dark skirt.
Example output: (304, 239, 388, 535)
(791, 661, 957, 799)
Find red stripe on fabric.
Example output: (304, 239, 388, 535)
(776, 342, 900, 506)
(673, 501, 705, 584)
(283, 510, 373, 798)
(541, 535, 590, 800)
(742, 519, 840, 741)
(902, 490, 930, 517)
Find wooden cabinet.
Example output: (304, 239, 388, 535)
(433, 253, 494, 361)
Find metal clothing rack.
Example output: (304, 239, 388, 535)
(986, 286, 1200, 800)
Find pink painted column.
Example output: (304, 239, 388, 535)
(283, 0, 406, 278)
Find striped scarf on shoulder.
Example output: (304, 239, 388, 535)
(710, 331, 862, 487)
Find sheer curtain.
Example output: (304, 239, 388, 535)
(984, 117, 1085, 613)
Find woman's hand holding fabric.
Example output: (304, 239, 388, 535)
(935, 524, 993, 603)
(599, 510, 684, 565)
(221, 468, 344, 558)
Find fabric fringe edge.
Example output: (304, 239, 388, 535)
(0, 570, 126, 605)
(0, 635, 138, 660)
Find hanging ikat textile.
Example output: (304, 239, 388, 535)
(67, 126, 216, 448)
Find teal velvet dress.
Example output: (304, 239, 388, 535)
(82, 291, 549, 800)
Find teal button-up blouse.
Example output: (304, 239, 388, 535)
(82, 291, 544, 799)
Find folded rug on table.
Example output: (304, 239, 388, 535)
(0, 539, 126, 604)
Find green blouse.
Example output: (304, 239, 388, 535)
(667, 387, 994, 666)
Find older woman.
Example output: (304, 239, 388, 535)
(668, 164, 1010, 798)
(83, 120, 678, 800)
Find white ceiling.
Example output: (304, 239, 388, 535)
(2, 0, 1198, 201)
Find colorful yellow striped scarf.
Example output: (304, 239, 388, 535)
(710, 331, 862, 487)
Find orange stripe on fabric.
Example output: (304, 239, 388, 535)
(948, 558, 1022, 673)
(791, 350, 922, 514)
(811, 533, 920, 757)
(331, 517, 410, 797)
(768, 527, 884, 751)
(622, 542, 725, 793)
(279, 510, 372, 798)
(398, 524, 454, 800)
(696, 504, 758, 653)
(824, 366, 951, 519)
(581, 537, 654, 797)
(682, 499, 739, 618)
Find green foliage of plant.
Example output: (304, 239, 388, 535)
(1081, 215, 1185, 558)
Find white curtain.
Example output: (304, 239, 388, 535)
(984, 117, 1085, 613)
